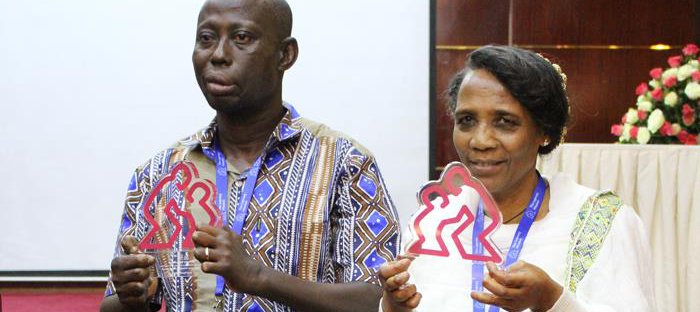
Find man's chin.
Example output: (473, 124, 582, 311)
(207, 96, 245, 113)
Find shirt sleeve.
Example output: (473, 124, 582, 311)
(104, 166, 164, 310)
(549, 205, 657, 311)
(332, 148, 401, 285)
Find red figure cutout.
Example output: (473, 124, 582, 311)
(406, 162, 503, 264)
(139, 161, 221, 251)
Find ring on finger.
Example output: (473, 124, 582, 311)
(205, 247, 210, 261)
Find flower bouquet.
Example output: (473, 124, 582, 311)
(611, 44, 700, 145)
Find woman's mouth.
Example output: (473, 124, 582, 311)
(467, 159, 506, 176)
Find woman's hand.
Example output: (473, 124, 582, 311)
(471, 261, 562, 312)
(192, 224, 266, 294)
(378, 257, 421, 312)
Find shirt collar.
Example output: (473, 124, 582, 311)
(183, 102, 303, 150)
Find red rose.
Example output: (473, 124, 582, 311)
(638, 110, 648, 121)
(678, 130, 689, 142)
(650, 68, 663, 79)
(635, 82, 649, 96)
(682, 103, 696, 126)
(692, 71, 700, 82)
(611, 124, 623, 136)
(630, 126, 639, 138)
(683, 134, 697, 145)
(663, 76, 677, 88)
(668, 55, 683, 67)
(660, 122, 673, 136)
(683, 44, 700, 56)
(621, 115, 627, 124)
(651, 88, 663, 101)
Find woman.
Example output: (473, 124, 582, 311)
(378, 46, 655, 311)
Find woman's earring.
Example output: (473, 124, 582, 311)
(541, 139, 550, 147)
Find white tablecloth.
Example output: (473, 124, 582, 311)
(537, 143, 700, 312)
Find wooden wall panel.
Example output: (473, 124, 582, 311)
(532, 49, 678, 143)
(512, 0, 700, 45)
(432, 0, 700, 177)
(434, 50, 470, 170)
(436, 0, 509, 45)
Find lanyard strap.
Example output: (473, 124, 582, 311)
(202, 138, 264, 296)
(472, 174, 547, 312)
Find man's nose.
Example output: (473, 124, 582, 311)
(211, 38, 232, 66)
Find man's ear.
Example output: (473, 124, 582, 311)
(278, 37, 298, 71)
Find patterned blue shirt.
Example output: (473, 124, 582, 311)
(106, 104, 400, 311)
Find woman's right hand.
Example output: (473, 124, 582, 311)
(109, 236, 158, 310)
(378, 257, 421, 312)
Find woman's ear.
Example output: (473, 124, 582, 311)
(278, 37, 298, 71)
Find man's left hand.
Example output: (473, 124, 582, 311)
(192, 224, 265, 294)
(471, 261, 563, 312)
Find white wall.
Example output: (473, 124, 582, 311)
(0, 0, 429, 273)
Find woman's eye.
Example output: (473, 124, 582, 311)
(457, 115, 475, 126)
(495, 117, 517, 127)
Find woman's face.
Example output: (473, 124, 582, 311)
(452, 69, 546, 200)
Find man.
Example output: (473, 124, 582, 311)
(100, 0, 400, 311)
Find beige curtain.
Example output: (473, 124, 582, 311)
(537, 143, 700, 312)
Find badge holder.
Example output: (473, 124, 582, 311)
(138, 161, 222, 278)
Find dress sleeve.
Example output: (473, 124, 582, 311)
(548, 205, 656, 311)
(332, 149, 401, 285)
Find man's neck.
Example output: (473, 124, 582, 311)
(215, 102, 286, 172)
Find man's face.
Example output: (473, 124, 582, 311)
(193, 0, 283, 114)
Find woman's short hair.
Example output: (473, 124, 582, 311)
(446, 45, 569, 154)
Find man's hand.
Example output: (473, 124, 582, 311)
(192, 224, 265, 294)
(378, 256, 421, 312)
(471, 261, 563, 312)
(109, 236, 158, 311)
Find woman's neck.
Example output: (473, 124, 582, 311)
(492, 170, 549, 224)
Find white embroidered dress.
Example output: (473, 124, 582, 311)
(402, 173, 656, 312)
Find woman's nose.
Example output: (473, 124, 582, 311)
(469, 126, 498, 150)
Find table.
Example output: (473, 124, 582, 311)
(538, 143, 700, 312)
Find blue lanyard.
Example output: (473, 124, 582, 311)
(472, 175, 547, 312)
(202, 137, 265, 296)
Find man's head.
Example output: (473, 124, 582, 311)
(192, 0, 297, 116)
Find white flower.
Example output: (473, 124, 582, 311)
(637, 127, 651, 144)
(622, 124, 632, 140)
(649, 79, 662, 89)
(637, 100, 653, 111)
(664, 91, 679, 107)
(662, 68, 679, 81)
(637, 95, 647, 103)
(685, 81, 700, 100)
(677, 64, 696, 81)
(625, 108, 639, 124)
(647, 109, 665, 133)
(690, 60, 699, 69)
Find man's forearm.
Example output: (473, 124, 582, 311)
(249, 266, 382, 312)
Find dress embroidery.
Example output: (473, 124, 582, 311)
(564, 191, 623, 292)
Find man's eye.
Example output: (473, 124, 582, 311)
(233, 33, 252, 44)
(198, 32, 215, 43)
